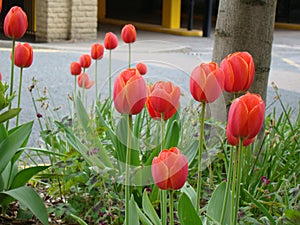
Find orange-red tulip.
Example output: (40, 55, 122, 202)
(136, 62, 147, 75)
(147, 81, 180, 115)
(91, 43, 104, 60)
(4, 6, 28, 39)
(190, 62, 224, 103)
(152, 147, 188, 190)
(226, 125, 254, 146)
(0, 73, 2, 81)
(121, 24, 136, 44)
(79, 54, 92, 69)
(220, 51, 255, 93)
(0, 0, 2, 13)
(227, 92, 265, 140)
(78, 72, 94, 89)
(113, 68, 146, 115)
(70, 62, 82, 76)
(14, 43, 33, 68)
(104, 32, 118, 50)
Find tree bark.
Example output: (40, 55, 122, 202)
(210, 0, 277, 122)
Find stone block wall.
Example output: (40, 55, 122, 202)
(35, 0, 98, 42)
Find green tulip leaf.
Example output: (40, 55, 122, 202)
(142, 190, 161, 225)
(0, 121, 33, 174)
(181, 182, 197, 207)
(164, 120, 180, 149)
(0, 108, 21, 124)
(181, 140, 199, 164)
(134, 200, 153, 225)
(75, 96, 90, 131)
(178, 192, 202, 225)
(284, 209, 300, 223)
(129, 195, 139, 225)
(207, 181, 231, 224)
(69, 213, 88, 225)
(1, 186, 49, 225)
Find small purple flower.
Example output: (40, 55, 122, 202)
(99, 212, 105, 217)
(146, 187, 152, 194)
(37, 113, 43, 118)
(261, 176, 271, 185)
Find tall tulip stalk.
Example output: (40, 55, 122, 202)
(121, 24, 136, 68)
(91, 43, 104, 99)
(189, 62, 224, 212)
(113, 68, 146, 225)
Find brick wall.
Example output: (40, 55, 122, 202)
(35, 0, 98, 42)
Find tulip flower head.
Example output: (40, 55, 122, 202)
(190, 62, 224, 103)
(78, 72, 94, 89)
(91, 43, 104, 60)
(226, 125, 254, 146)
(113, 68, 147, 115)
(121, 24, 137, 44)
(0, 0, 2, 13)
(104, 32, 118, 50)
(220, 51, 255, 93)
(4, 6, 28, 39)
(227, 92, 265, 140)
(14, 43, 33, 68)
(152, 147, 188, 190)
(136, 62, 147, 75)
(70, 62, 82, 76)
(79, 54, 92, 69)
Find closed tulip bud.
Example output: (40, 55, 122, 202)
(152, 147, 188, 190)
(220, 51, 255, 93)
(91, 43, 104, 60)
(78, 72, 94, 89)
(226, 125, 254, 146)
(4, 6, 28, 39)
(136, 62, 147, 75)
(227, 92, 265, 140)
(70, 62, 82, 76)
(190, 62, 224, 103)
(79, 54, 92, 69)
(146, 81, 180, 120)
(147, 81, 180, 114)
(113, 68, 146, 115)
(121, 24, 136, 44)
(14, 43, 33, 68)
(104, 32, 118, 50)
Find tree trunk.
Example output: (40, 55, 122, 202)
(210, 0, 277, 122)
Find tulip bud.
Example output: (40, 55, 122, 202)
(4, 6, 28, 39)
(227, 92, 265, 140)
(121, 24, 137, 44)
(78, 72, 94, 89)
(104, 32, 118, 50)
(79, 54, 92, 69)
(190, 62, 224, 103)
(152, 147, 188, 190)
(220, 51, 255, 93)
(70, 62, 82, 76)
(136, 63, 147, 75)
(91, 43, 104, 60)
(14, 43, 33, 68)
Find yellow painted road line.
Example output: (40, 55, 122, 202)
(282, 57, 300, 71)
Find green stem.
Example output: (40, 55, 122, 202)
(73, 75, 77, 115)
(6, 38, 16, 129)
(160, 113, 167, 225)
(234, 138, 244, 224)
(109, 50, 112, 99)
(95, 59, 98, 99)
(220, 145, 234, 224)
(128, 43, 131, 68)
(196, 102, 206, 212)
(169, 190, 174, 225)
(16, 67, 23, 126)
(125, 115, 133, 225)
(231, 145, 238, 225)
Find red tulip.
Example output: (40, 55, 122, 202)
(152, 147, 188, 190)
(113, 68, 146, 115)
(226, 125, 254, 146)
(227, 92, 265, 140)
(14, 43, 33, 68)
(220, 51, 255, 93)
(104, 32, 118, 50)
(79, 54, 92, 69)
(190, 62, 224, 103)
(70, 62, 82, 76)
(121, 24, 136, 44)
(147, 81, 180, 115)
(78, 72, 94, 89)
(91, 43, 104, 60)
(0, 0, 2, 13)
(4, 6, 28, 39)
(136, 63, 147, 75)
(0, 73, 2, 80)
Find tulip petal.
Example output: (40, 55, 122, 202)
(228, 99, 249, 138)
(247, 102, 265, 138)
(152, 157, 169, 190)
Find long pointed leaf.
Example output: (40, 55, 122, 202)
(129, 195, 139, 225)
(178, 192, 202, 225)
(0, 108, 21, 124)
(142, 190, 161, 225)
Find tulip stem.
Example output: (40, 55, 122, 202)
(220, 145, 234, 224)
(160, 114, 167, 225)
(169, 190, 174, 225)
(16, 67, 23, 126)
(196, 102, 206, 212)
(128, 43, 131, 68)
(95, 59, 98, 100)
(108, 50, 112, 99)
(6, 38, 16, 129)
(125, 114, 133, 225)
(230, 145, 238, 225)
